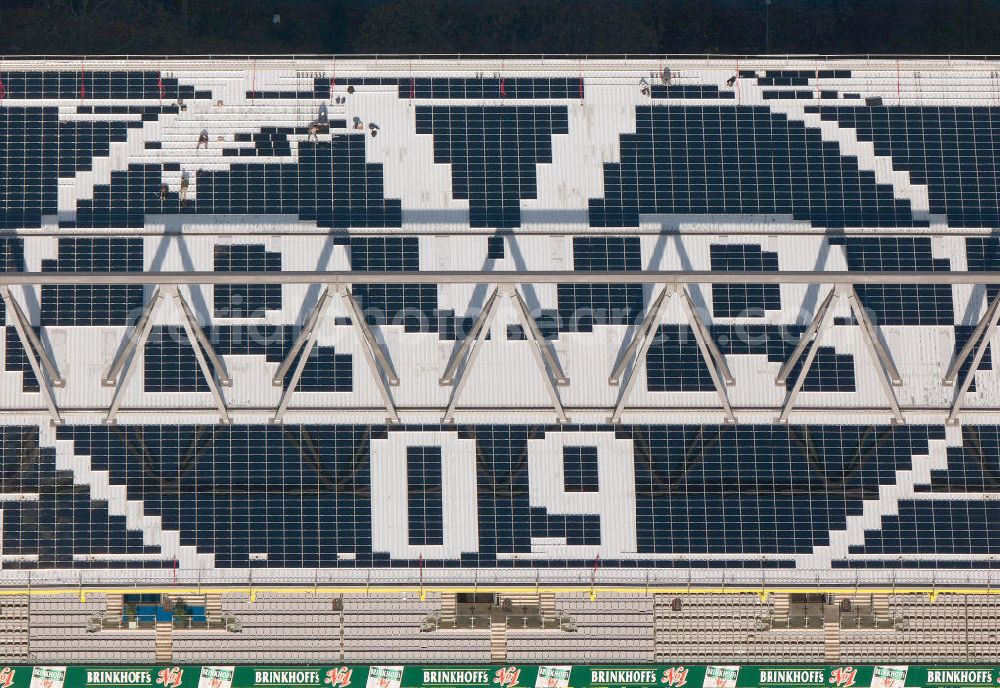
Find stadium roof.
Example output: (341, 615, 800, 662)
(1, 56, 1000, 588)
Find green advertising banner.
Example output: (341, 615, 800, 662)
(0, 665, 997, 688)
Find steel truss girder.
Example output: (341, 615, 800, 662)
(441, 285, 568, 423)
(944, 290, 1000, 387)
(272, 285, 400, 423)
(105, 290, 165, 425)
(0, 286, 63, 425)
(338, 286, 400, 423)
(0, 269, 998, 286)
(271, 287, 335, 424)
(947, 290, 1000, 424)
(778, 284, 903, 424)
(609, 286, 734, 424)
(105, 286, 230, 425)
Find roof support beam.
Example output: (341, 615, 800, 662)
(778, 286, 839, 423)
(172, 287, 230, 424)
(609, 285, 674, 423)
(175, 287, 231, 388)
(440, 285, 569, 423)
(271, 287, 335, 424)
(610, 285, 735, 423)
(504, 285, 568, 421)
(779, 284, 903, 424)
(844, 285, 903, 423)
(0, 270, 997, 286)
(340, 287, 399, 387)
(338, 286, 399, 423)
(509, 285, 568, 386)
(776, 286, 838, 387)
(104, 289, 165, 425)
(944, 290, 1000, 387)
(103, 287, 161, 386)
(610, 285, 672, 386)
(948, 291, 1000, 425)
(442, 286, 502, 423)
(0, 287, 62, 425)
(272, 286, 333, 387)
(1, 287, 64, 388)
(440, 288, 500, 386)
(442, 285, 567, 423)
(680, 287, 735, 386)
(680, 287, 735, 424)
(845, 285, 902, 386)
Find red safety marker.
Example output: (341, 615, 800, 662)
(0, 76, 6, 103)
(157, 75, 166, 100)
(79, 64, 86, 100)
(500, 77, 506, 98)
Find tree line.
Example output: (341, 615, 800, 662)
(0, 0, 998, 57)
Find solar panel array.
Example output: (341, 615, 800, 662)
(0, 59, 998, 582)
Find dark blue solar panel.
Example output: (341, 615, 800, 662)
(0, 426, 166, 569)
(966, 236, 1000, 299)
(213, 244, 281, 318)
(144, 326, 209, 393)
(458, 425, 602, 559)
(2, 420, 978, 566)
(651, 84, 735, 99)
(438, 311, 489, 341)
(350, 237, 419, 272)
(221, 130, 292, 158)
(397, 77, 582, 100)
(952, 324, 992, 392)
(415, 106, 569, 228)
(626, 424, 942, 554)
(645, 325, 715, 392)
(349, 237, 437, 332)
(817, 106, 1000, 228)
(917, 426, 1000, 494)
(0, 71, 197, 99)
(710, 244, 780, 317)
(4, 326, 39, 392)
(837, 236, 953, 325)
(563, 446, 599, 493)
(572, 236, 642, 271)
(40, 237, 144, 326)
(289, 347, 352, 392)
(407, 446, 443, 546)
(646, 324, 854, 392)
(589, 106, 917, 229)
(0, 108, 156, 229)
(144, 325, 352, 393)
(487, 235, 505, 260)
(849, 500, 999, 555)
(786, 347, 856, 392)
(553, 237, 645, 333)
(55, 425, 374, 568)
(69, 135, 402, 230)
(353, 284, 439, 333)
(257, 76, 583, 101)
(556, 284, 644, 333)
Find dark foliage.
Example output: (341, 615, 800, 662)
(0, 0, 998, 56)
